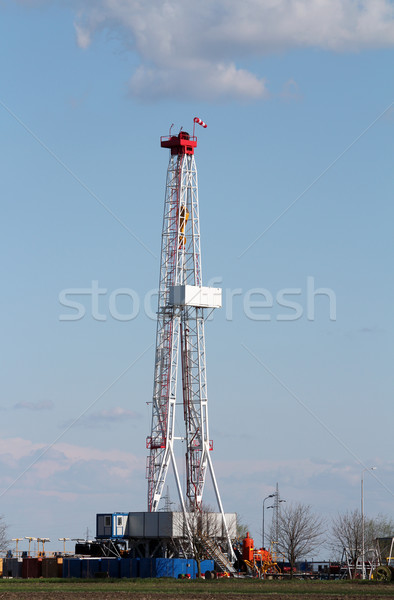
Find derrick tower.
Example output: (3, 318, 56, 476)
(146, 121, 225, 518)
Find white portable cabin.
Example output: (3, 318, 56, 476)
(96, 513, 128, 539)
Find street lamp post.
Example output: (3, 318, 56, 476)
(11, 538, 24, 558)
(263, 491, 287, 553)
(361, 466, 377, 579)
(262, 494, 275, 548)
(37, 538, 50, 555)
(58, 537, 70, 555)
(24, 537, 37, 557)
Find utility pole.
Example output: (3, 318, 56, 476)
(361, 467, 377, 579)
(271, 483, 286, 558)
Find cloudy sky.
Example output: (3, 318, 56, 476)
(1, 0, 393, 554)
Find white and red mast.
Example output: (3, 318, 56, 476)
(146, 120, 226, 521)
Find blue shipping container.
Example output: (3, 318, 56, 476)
(120, 558, 140, 578)
(120, 558, 131, 578)
(100, 558, 121, 578)
(62, 558, 82, 579)
(132, 557, 140, 578)
(81, 558, 101, 578)
(139, 558, 214, 579)
(63, 557, 212, 579)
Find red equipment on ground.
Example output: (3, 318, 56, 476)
(241, 532, 279, 577)
(242, 532, 272, 564)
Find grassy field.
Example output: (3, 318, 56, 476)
(1, 578, 394, 599)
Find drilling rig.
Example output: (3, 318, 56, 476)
(146, 122, 225, 515)
(94, 121, 236, 569)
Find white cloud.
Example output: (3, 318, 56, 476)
(69, 0, 394, 100)
(74, 21, 91, 49)
(130, 63, 267, 102)
(0, 436, 143, 492)
(11, 0, 394, 100)
(0, 437, 43, 463)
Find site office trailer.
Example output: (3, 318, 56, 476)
(96, 512, 128, 539)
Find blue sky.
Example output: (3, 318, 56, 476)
(1, 0, 393, 555)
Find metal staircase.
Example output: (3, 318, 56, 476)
(199, 534, 236, 574)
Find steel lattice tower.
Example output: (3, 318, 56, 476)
(146, 126, 226, 522)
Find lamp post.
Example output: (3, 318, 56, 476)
(11, 538, 24, 558)
(24, 537, 37, 557)
(37, 538, 50, 555)
(262, 494, 275, 548)
(361, 466, 377, 579)
(58, 537, 70, 555)
(263, 496, 286, 553)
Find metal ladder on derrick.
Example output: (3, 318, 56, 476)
(199, 534, 237, 574)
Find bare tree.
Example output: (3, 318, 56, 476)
(237, 520, 250, 541)
(273, 503, 324, 578)
(331, 509, 362, 577)
(365, 513, 394, 549)
(176, 504, 236, 577)
(0, 515, 9, 554)
(331, 510, 394, 576)
(236, 516, 249, 540)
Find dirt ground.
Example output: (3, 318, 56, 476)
(1, 594, 394, 600)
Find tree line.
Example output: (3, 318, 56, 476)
(268, 502, 394, 577)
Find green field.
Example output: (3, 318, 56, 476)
(1, 578, 394, 599)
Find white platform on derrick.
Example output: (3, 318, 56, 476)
(169, 285, 222, 308)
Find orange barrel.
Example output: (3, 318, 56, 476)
(242, 532, 254, 562)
